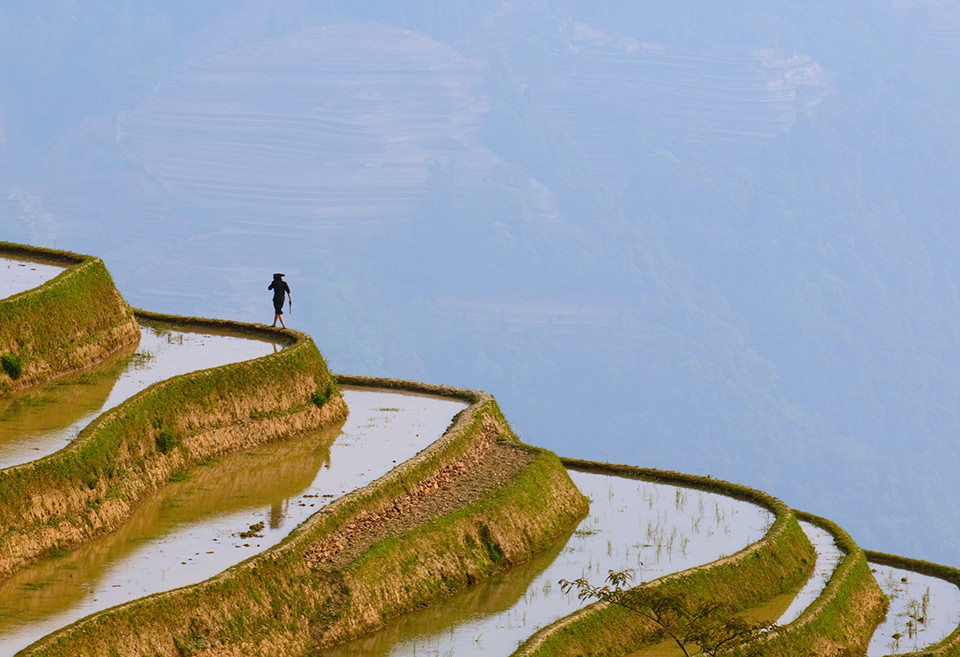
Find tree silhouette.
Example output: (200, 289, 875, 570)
(559, 570, 775, 656)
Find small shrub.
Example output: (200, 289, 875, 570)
(1, 353, 23, 380)
(156, 429, 178, 454)
(83, 471, 99, 490)
(312, 380, 339, 408)
(479, 524, 505, 564)
(560, 570, 777, 657)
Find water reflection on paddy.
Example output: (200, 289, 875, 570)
(0, 321, 280, 468)
(0, 257, 65, 299)
(320, 470, 774, 657)
(868, 564, 960, 656)
(0, 388, 466, 655)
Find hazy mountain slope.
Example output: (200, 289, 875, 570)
(3, 1, 960, 563)
(117, 22, 493, 231)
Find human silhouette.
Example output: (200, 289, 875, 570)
(268, 273, 291, 328)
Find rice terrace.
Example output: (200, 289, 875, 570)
(2, 239, 960, 656)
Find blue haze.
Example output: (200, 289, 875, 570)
(2, 1, 960, 564)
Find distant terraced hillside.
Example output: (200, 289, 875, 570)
(540, 25, 828, 187)
(116, 21, 496, 236)
(115, 14, 829, 229)
(889, 0, 960, 60)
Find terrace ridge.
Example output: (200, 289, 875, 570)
(3, 242, 960, 656)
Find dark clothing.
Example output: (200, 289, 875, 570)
(269, 279, 290, 314)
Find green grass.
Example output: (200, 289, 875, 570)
(0, 306, 342, 595)
(0, 243, 140, 393)
(17, 391, 587, 657)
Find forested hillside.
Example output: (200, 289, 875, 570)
(2, 0, 960, 563)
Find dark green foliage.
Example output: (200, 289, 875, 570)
(479, 523, 505, 564)
(83, 471, 99, 490)
(312, 379, 339, 408)
(156, 429, 178, 454)
(1, 352, 23, 379)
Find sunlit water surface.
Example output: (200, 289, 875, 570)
(0, 388, 466, 655)
(868, 564, 960, 656)
(6, 312, 943, 655)
(319, 470, 775, 657)
(776, 522, 844, 626)
(0, 322, 280, 468)
(0, 257, 65, 299)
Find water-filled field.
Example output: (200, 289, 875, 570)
(868, 563, 960, 656)
(0, 386, 464, 655)
(0, 257, 64, 299)
(0, 321, 281, 468)
(319, 469, 775, 656)
(4, 277, 960, 654)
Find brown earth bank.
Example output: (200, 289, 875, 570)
(304, 420, 536, 569)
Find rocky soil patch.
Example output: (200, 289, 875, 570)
(305, 431, 535, 569)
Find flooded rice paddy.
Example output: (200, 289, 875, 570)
(2, 314, 959, 655)
(0, 387, 465, 655)
(0, 257, 65, 299)
(318, 470, 775, 657)
(0, 322, 280, 468)
(868, 563, 960, 656)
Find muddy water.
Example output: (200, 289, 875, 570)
(320, 469, 775, 657)
(868, 564, 960, 656)
(0, 388, 466, 655)
(0, 257, 65, 299)
(0, 321, 280, 468)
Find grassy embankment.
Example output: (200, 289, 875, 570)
(20, 376, 589, 657)
(865, 551, 960, 657)
(0, 242, 141, 394)
(744, 511, 886, 656)
(0, 308, 344, 583)
(512, 460, 817, 657)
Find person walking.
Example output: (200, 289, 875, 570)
(268, 273, 292, 328)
